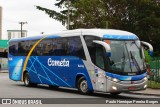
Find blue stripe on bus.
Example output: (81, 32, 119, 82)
(106, 72, 147, 81)
(103, 34, 138, 40)
(8, 54, 93, 91)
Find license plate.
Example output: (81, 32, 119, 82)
(128, 86, 136, 90)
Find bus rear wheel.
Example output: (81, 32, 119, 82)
(77, 77, 90, 94)
(24, 72, 36, 87)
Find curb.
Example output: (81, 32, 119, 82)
(0, 71, 8, 73)
(126, 91, 160, 97)
(0, 70, 8, 73)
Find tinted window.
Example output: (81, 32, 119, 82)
(95, 45, 105, 69)
(18, 41, 29, 56)
(9, 36, 86, 60)
(48, 38, 67, 56)
(67, 37, 86, 60)
(34, 39, 53, 56)
(29, 40, 37, 56)
(9, 42, 18, 56)
(9, 41, 31, 56)
(84, 36, 101, 62)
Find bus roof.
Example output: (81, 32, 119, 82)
(9, 29, 138, 42)
(80, 29, 138, 40)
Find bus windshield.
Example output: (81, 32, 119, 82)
(105, 40, 146, 75)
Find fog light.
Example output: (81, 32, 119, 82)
(112, 86, 117, 90)
(144, 84, 147, 88)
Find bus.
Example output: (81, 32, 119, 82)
(8, 29, 153, 95)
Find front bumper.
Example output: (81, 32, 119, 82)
(106, 79, 148, 93)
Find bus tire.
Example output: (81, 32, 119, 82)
(24, 72, 36, 87)
(77, 76, 90, 94)
(110, 92, 121, 95)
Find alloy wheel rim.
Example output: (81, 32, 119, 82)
(80, 80, 88, 93)
(25, 75, 29, 85)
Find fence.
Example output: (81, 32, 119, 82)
(148, 57, 160, 88)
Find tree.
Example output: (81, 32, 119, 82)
(104, 0, 160, 54)
(36, 0, 108, 29)
(36, 0, 75, 29)
(70, 0, 107, 29)
(36, 0, 160, 55)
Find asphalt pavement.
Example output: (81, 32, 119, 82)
(0, 71, 159, 98)
(0, 70, 160, 107)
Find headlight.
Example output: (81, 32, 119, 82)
(144, 77, 148, 81)
(112, 78, 119, 82)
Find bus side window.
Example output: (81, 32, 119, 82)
(9, 42, 18, 56)
(95, 44, 105, 70)
(43, 40, 53, 56)
(83, 35, 101, 62)
(35, 43, 43, 56)
(28, 40, 36, 56)
(18, 41, 27, 56)
(53, 38, 67, 56)
(67, 36, 86, 60)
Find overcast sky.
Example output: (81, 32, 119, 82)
(0, 0, 66, 39)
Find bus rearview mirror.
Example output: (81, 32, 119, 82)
(106, 52, 111, 57)
(93, 40, 111, 57)
(141, 41, 153, 56)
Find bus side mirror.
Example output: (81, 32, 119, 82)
(93, 40, 111, 57)
(141, 41, 153, 56)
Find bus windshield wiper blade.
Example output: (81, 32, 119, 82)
(130, 51, 141, 72)
(121, 51, 126, 72)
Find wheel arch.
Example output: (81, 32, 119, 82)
(75, 74, 86, 88)
(22, 70, 28, 81)
(75, 73, 93, 91)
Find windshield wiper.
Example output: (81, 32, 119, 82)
(124, 41, 132, 72)
(130, 51, 141, 73)
(121, 51, 126, 72)
(131, 41, 146, 70)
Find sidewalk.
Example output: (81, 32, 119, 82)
(128, 88, 160, 97)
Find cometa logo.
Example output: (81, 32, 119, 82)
(48, 58, 70, 67)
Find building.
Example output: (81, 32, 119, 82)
(7, 30, 27, 40)
(0, 6, 2, 40)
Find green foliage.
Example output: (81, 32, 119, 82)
(36, 6, 67, 25)
(36, 0, 75, 26)
(144, 50, 152, 62)
(70, 0, 107, 29)
(36, 0, 160, 53)
(148, 80, 160, 89)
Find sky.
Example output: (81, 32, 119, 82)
(0, 0, 66, 39)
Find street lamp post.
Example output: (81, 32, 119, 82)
(67, 0, 70, 30)
(19, 22, 27, 38)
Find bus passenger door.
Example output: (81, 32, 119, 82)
(94, 44, 107, 92)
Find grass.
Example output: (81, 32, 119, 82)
(147, 80, 160, 89)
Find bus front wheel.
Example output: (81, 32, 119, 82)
(77, 77, 90, 94)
